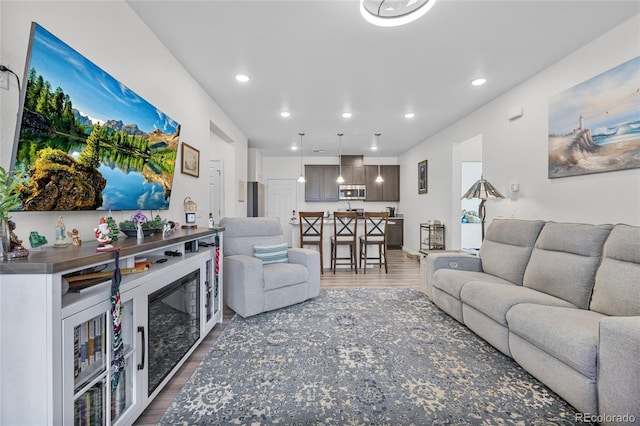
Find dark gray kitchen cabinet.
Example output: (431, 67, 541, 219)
(387, 218, 404, 248)
(305, 165, 339, 202)
(365, 165, 400, 202)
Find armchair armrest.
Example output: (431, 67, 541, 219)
(425, 252, 482, 298)
(223, 254, 265, 317)
(288, 248, 321, 294)
(597, 316, 640, 421)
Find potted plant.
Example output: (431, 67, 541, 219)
(0, 166, 26, 257)
(119, 211, 164, 237)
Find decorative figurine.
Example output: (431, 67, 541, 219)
(106, 211, 119, 241)
(6, 220, 29, 259)
(67, 228, 82, 246)
(29, 231, 48, 248)
(208, 213, 215, 230)
(54, 216, 69, 247)
(131, 210, 148, 240)
(163, 221, 173, 237)
(95, 217, 113, 251)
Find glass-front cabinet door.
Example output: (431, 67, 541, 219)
(62, 299, 111, 425)
(62, 296, 141, 425)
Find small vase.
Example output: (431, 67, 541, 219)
(136, 222, 143, 239)
(1, 219, 11, 259)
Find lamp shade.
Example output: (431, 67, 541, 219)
(461, 176, 505, 200)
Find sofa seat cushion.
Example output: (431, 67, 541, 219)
(506, 304, 604, 379)
(432, 270, 513, 300)
(263, 262, 309, 290)
(461, 281, 575, 326)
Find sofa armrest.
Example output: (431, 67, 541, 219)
(597, 316, 640, 422)
(288, 248, 321, 296)
(223, 254, 265, 317)
(425, 252, 482, 298)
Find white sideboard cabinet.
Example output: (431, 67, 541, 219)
(0, 227, 224, 425)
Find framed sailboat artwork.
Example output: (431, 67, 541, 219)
(548, 56, 640, 178)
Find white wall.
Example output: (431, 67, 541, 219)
(399, 14, 640, 254)
(0, 1, 248, 244)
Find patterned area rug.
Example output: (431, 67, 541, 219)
(160, 288, 581, 425)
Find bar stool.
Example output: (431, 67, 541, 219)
(331, 211, 358, 274)
(299, 211, 324, 274)
(359, 211, 389, 273)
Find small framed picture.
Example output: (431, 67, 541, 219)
(181, 142, 200, 177)
(418, 160, 428, 194)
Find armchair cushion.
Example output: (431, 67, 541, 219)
(263, 262, 309, 290)
(253, 243, 289, 264)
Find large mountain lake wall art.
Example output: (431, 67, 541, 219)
(548, 56, 640, 178)
(11, 23, 180, 211)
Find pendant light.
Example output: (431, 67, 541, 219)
(336, 133, 345, 183)
(297, 133, 306, 183)
(375, 133, 383, 183)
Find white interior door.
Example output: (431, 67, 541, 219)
(267, 179, 297, 246)
(208, 159, 223, 224)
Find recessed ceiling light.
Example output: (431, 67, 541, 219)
(404, 112, 415, 119)
(235, 74, 250, 83)
(280, 111, 290, 118)
(342, 112, 352, 119)
(471, 78, 486, 86)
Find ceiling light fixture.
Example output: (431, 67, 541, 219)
(342, 112, 352, 119)
(360, 0, 437, 27)
(297, 133, 306, 183)
(375, 133, 383, 183)
(280, 111, 290, 118)
(404, 112, 415, 119)
(235, 74, 250, 83)
(471, 78, 487, 86)
(336, 133, 345, 184)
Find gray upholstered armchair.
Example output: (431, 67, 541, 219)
(219, 217, 321, 318)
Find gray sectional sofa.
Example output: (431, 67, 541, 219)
(426, 219, 639, 422)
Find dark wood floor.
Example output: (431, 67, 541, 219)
(134, 249, 420, 425)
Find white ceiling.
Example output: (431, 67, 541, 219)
(127, 0, 639, 157)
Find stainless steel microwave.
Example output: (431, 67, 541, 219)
(338, 184, 366, 200)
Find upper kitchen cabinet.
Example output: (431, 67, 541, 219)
(365, 165, 400, 202)
(305, 165, 339, 202)
(340, 155, 365, 185)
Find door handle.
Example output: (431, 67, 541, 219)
(137, 326, 145, 370)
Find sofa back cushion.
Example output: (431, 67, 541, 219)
(479, 219, 545, 285)
(590, 224, 640, 316)
(523, 222, 612, 309)
(220, 217, 286, 257)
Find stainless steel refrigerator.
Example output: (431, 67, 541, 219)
(247, 181, 265, 217)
